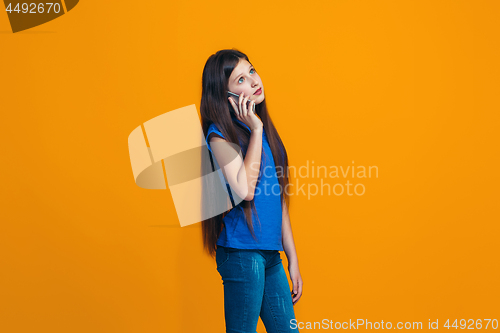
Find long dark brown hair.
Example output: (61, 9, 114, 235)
(200, 49, 290, 258)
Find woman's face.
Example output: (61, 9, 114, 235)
(227, 59, 265, 105)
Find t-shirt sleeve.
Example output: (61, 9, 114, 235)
(206, 124, 226, 154)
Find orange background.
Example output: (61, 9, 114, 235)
(1, 1, 499, 332)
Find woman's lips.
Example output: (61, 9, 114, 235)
(254, 88, 262, 95)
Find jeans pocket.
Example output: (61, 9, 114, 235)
(215, 246, 230, 269)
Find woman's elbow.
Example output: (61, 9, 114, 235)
(231, 181, 254, 201)
(243, 185, 258, 201)
(243, 192, 254, 201)
(235, 186, 254, 201)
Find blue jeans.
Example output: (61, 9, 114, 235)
(216, 246, 299, 333)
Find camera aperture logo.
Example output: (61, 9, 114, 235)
(3, 0, 78, 33)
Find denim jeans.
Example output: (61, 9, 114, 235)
(216, 246, 299, 333)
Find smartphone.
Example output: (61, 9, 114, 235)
(227, 91, 256, 113)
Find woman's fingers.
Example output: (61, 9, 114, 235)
(292, 278, 303, 305)
(293, 286, 302, 305)
(242, 94, 250, 116)
(231, 92, 257, 118)
(249, 99, 256, 114)
(238, 92, 244, 114)
(228, 98, 239, 117)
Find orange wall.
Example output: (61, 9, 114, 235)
(1, 1, 499, 332)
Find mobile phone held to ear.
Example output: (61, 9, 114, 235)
(227, 91, 256, 114)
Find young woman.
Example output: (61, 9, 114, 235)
(200, 49, 302, 333)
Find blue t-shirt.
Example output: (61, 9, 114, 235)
(205, 117, 283, 251)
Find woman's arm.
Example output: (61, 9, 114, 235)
(282, 199, 303, 305)
(210, 127, 263, 201)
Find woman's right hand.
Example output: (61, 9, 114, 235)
(228, 92, 263, 131)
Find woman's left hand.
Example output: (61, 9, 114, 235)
(288, 263, 303, 305)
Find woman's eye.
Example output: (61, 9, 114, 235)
(238, 69, 256, 84)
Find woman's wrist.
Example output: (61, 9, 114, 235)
(288, 260, 299, 269)
(251, 126, 263, 133)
